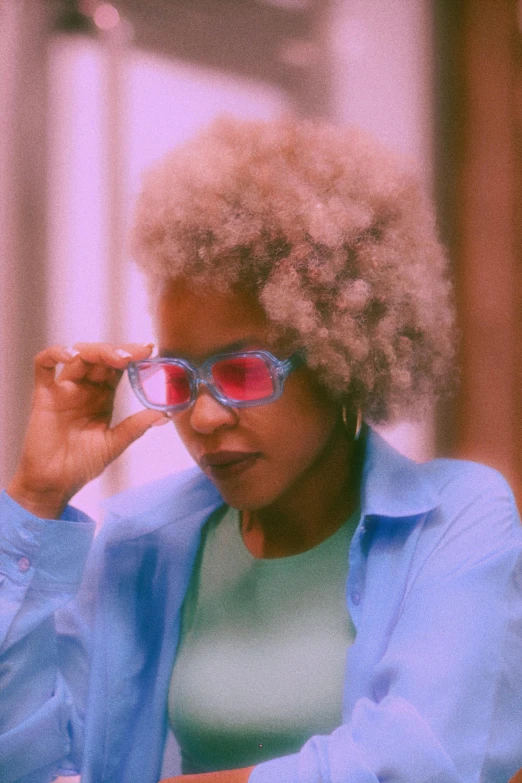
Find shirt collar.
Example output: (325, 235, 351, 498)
(101, 467, 222, 542)
(360, 427, 440, 520)
(101, 426, 440, 538)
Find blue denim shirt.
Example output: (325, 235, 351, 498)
(1, 428, 522, 783)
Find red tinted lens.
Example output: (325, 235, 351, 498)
(211, 355, 274, 401)
(138, 362, 191, 406)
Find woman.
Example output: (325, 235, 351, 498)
(1, 117, 521, 783)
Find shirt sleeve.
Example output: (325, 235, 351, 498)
(0, 489, 96, 783)
(249, 466, 522, 783)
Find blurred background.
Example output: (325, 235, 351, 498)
(1, 0, 521, 527)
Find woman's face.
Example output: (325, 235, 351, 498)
(155, 279, 345, 511)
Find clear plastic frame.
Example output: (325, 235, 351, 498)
(127, 350, 304, 412)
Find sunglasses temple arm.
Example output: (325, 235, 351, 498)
(280, 352, 305, 377)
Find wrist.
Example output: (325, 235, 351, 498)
(6, 475, 70, 520)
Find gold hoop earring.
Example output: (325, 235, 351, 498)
(342, 406, 362, 440)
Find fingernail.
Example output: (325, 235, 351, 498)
(151, 416, 170, 427)
(140, 343, 154, 348)
(115, 349, 132, 358)
(64, 347, 80, 358)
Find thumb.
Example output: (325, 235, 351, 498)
(106, 410, 171, 461)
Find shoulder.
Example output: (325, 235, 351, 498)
(418, 457, 522, 559)
(362, 429, 518, 530)
(101, 465, 212, 516)
(422, 457, 516, 506)
(421, 457, 518, 519)
(365, 428, 521, 557)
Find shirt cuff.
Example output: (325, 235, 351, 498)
(0, 489, 95, 589)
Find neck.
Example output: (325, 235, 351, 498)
(241, 425, 363, 558)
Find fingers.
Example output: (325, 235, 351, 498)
(35, 342, 155, 388)
(34, 345, 81, 388)
(69, 342, 154, 365)
(105, 409, 170, 461)
(59, 344, 133, 386)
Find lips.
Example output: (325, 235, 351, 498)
(200, 451, 257, 467)
(199, 451, 260, 480)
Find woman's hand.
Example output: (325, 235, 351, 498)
(6, 342, 169, 518)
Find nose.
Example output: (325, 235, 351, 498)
(188, 385, 238, 434)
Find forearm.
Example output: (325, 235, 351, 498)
(0, 489, 94, 649)
(0, 491, 95, 779)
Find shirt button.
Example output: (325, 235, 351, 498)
(351, 590, 361, 606)
(18, 557, 31, 572)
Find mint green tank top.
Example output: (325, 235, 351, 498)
(168, 505, 358, 773)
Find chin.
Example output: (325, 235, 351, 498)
(211, 482, 280, 511)
(201, 455, 287, 510)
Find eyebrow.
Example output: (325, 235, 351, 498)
(158, 339, 266, 360)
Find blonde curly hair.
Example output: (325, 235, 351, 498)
(130, 115, 455, 423)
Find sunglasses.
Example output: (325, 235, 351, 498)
(127, 349, 304, 413)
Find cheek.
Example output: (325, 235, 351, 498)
(262, 386, 339, 462)
(284, 410, 336, 462)
(284, 372, 338, 430)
